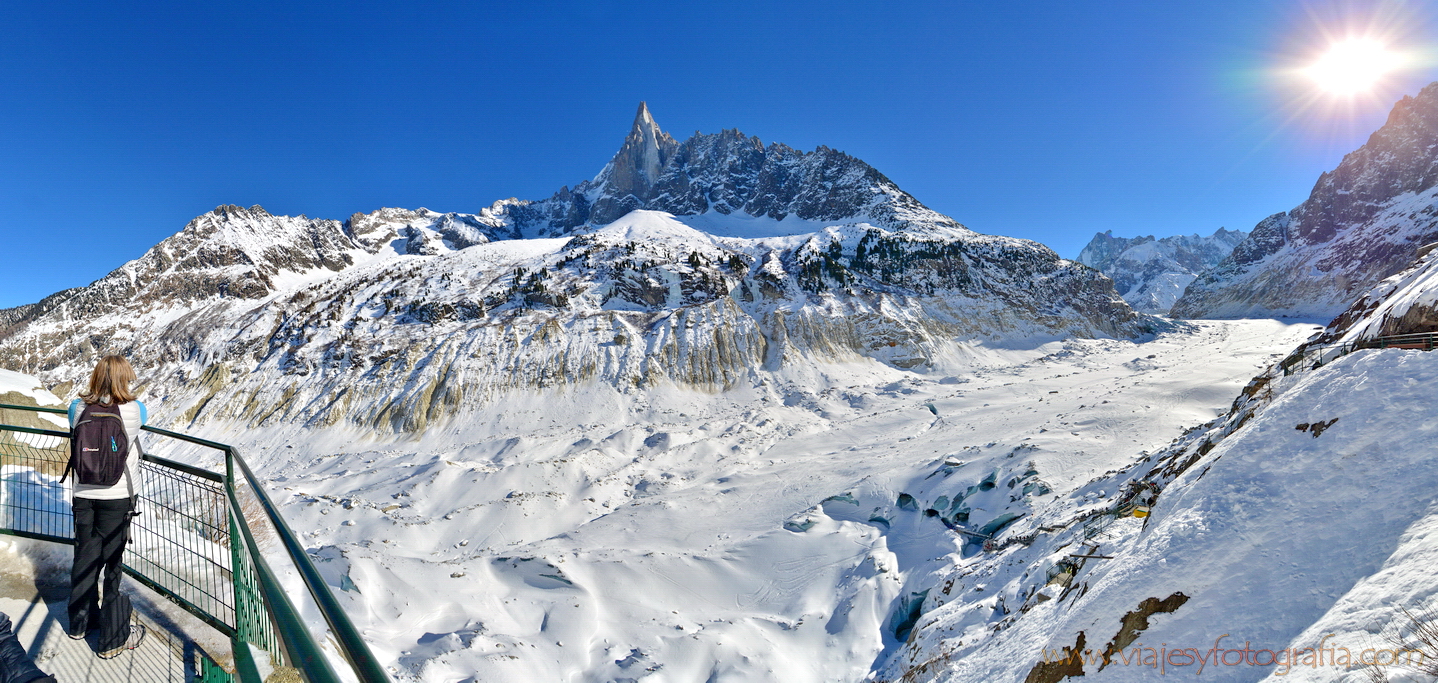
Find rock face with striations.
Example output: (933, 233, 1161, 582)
(0, 105, 1156, 433)
(585, 102, 680, 224)
(1171, 81, 1438, 319)
(502, 102, 941, 237)
(1077, 228, 1247, 314)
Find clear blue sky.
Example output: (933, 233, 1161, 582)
(2, 0, 1436, 309)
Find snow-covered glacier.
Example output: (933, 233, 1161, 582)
(0, 105, 1154, 435)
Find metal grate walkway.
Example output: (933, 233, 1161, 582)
(0, 563, 222, 682)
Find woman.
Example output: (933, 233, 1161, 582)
(66, 355, 147, 658)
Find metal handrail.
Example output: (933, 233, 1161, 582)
(140, 423, 388, 681)
(225, 442, 391, 683)
(1280, 331, 1438, 376)
(222, 460, 337, 683)
(0, 403, 390, 683)
(0, 422, 224, 483)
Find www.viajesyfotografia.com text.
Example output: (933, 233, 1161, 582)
(1041, 634, 1421, 676)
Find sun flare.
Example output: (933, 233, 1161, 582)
(1304, 39, 1402, 95)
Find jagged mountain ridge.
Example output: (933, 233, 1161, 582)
(1171, 81, 1438, 319)
(495, 102, 948, 237)
(0, 106, 1154, 432)
(1077, 228, 1247, 314)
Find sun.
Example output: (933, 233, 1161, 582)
(1304, 39, 1403, 95)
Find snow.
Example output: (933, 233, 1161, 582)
(120, 318, 1317, 682)
(1333, 245, 1438, 344)
(915, 348, 1438, 683)
(1183, 186, 1438, 320)
(5, 199, 1392, 682)
(0, 369, 61, 407)
(267, 249, 383, 292)
(1078, 229, 1246, 315)
(0, 200, 1342, 682)
(21, 308, 1429, 683)
(0, 369, 65, 432)
(1120, 241, 1162, 261)
(589, 211, 726, 250)
(674, 211, 839, 239)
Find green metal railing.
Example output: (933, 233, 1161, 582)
(0, 404, 390, 683)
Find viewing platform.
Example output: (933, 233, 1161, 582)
(0, 553, 225, 682)
(0, 403, 388, 683)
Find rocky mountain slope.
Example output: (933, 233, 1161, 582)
(0, 105, 1154, 433)
(870, 220, 1438, 682)
(1077, 228, 1247, 314)
(1316, 241, 1438, 344)
(1171, 81, 1438, 319)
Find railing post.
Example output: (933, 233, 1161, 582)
(226, 448, 348, 683)
(227, 453, 266, 683)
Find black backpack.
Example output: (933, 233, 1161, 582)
(64, 403, 129, 487)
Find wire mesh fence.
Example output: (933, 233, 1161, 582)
(0, 406, 385, 683)
(130, 459, 234, 633)
(0, 424, 240, 637)
(0, 428, 70, 540)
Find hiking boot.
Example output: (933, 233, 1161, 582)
(97, 623, 145, 659)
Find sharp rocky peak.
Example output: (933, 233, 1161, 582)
(216, 204, 271, 218)
(509, 103, 952, 235)
(593, 102, 680, 205)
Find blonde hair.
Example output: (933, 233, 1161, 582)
(81, 355, 138, 405)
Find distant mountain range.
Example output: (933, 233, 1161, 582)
(1077, 228, 1247, 314)
(1171, 81, 1438, 319)
(0, 104, 1153, 432)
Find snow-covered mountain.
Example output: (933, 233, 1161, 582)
(1077, 228, 1247, 314)
(1318, 241, 1438, 344)
(1171, 81, 1438, 319)
(869, 215, 1438, 683)
(0, 105, 1154, 432)
(495, 103, 949, 237)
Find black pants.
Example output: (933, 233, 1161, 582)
(0, 612, 50, 683)
(69, 496, 133, 650)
